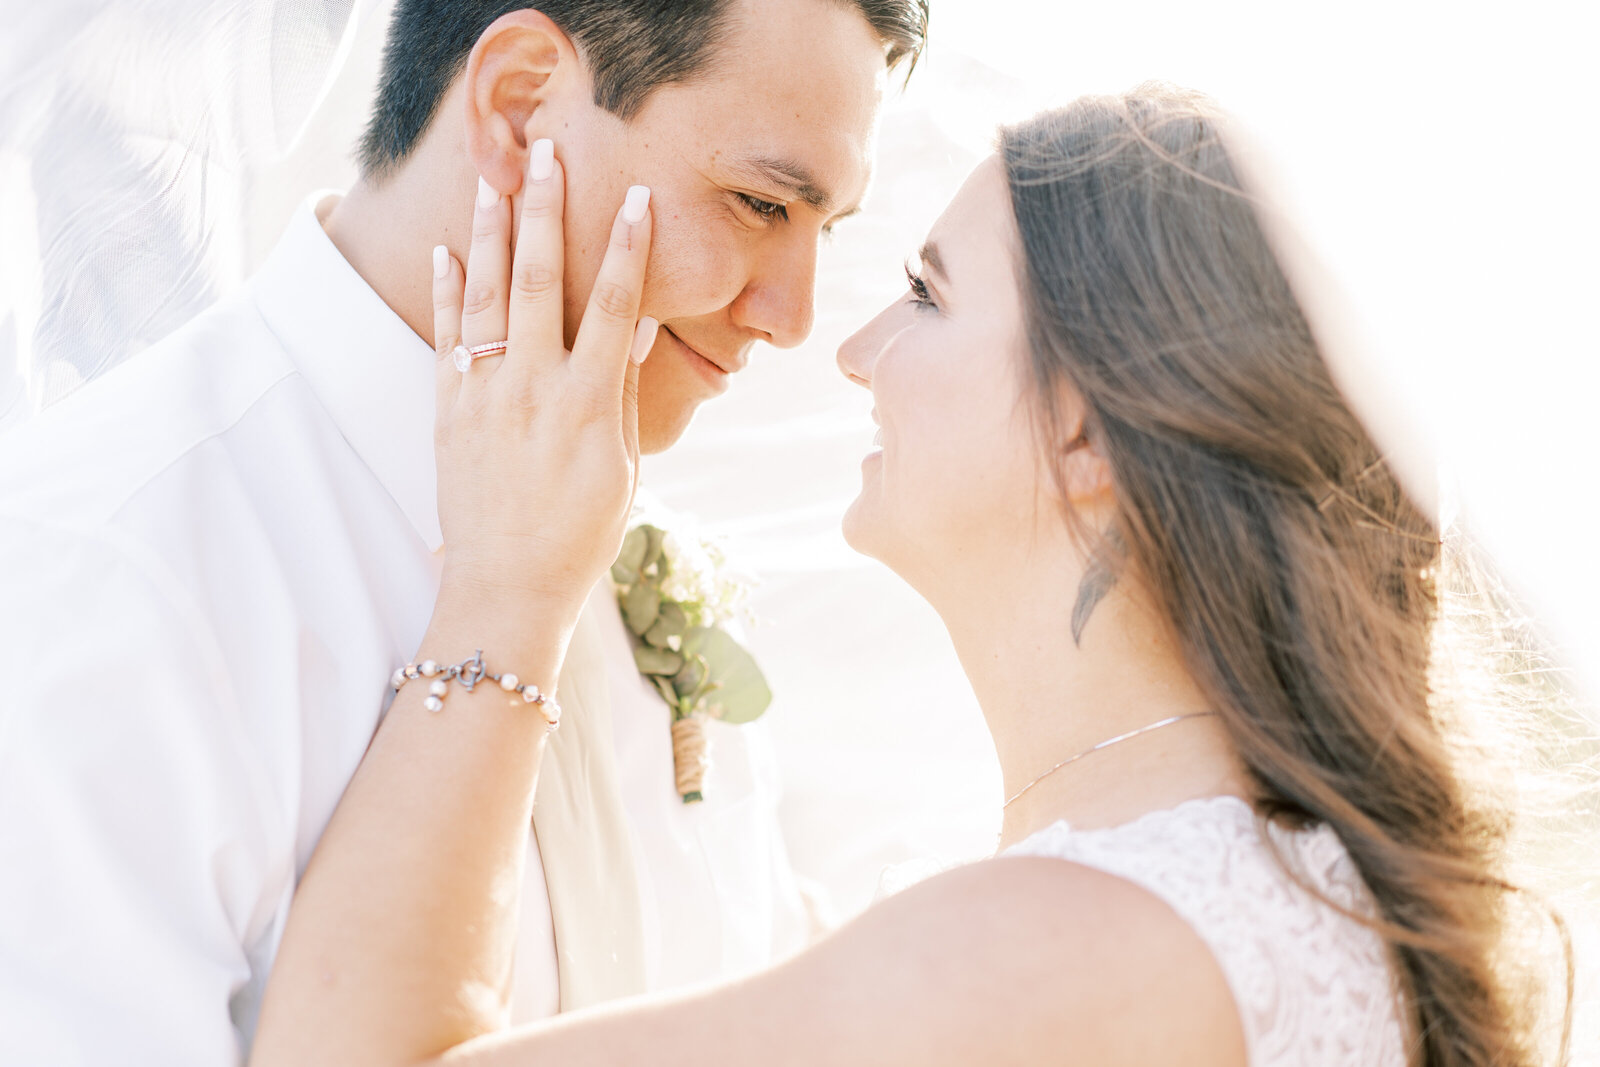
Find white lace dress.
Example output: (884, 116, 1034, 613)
(1004, 795, 1409, 1066)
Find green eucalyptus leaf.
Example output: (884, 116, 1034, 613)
(679, 627, 771, 724)
(633, 645, 684, 677)
(650, 674, 680, 709)
(672, 655, 707, 699)
(643, 602, 688, 648)
(641, 525, 667, 570)
(622, 581, 660, 635)
(611, 527, 649, 585)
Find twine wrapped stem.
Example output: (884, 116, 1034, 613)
(671, 711, 709, 803)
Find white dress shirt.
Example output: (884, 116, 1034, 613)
(0, 196, 808, 1065)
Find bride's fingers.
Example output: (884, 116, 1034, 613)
(621, 352, 644, 518)
(621, 337, 645, 464)
(460, 176, 513, 372)
(505, 138, 566, 376)
(431, 245, 464, 412)
(570, 186, 653, 408)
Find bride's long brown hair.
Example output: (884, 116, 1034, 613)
(999, 86, 1575, 1066)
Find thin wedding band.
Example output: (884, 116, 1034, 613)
(452, 340, 509, 372)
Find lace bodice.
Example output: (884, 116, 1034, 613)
(1004, 795, 1408, 1066)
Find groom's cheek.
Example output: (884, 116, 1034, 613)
(560, 239, 608, 348)
(650, 197, 753, 305)
(636, 235, 705, 321)
(557, 171, 637, 336)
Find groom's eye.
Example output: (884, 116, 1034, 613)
(734, 192, 789, 225)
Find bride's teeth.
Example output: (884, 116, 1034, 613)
(873, 429, 883, 447)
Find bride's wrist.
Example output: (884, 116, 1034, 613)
(426, 574, 583, 673)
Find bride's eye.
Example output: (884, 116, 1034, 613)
(734, 192, 789, 225)
(904, 262, 937, 310)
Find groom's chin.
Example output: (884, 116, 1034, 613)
(637, 399, 703, 455)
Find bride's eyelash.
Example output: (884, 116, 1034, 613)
(904, 263, 936, 308)
(735, 192, 789, 225)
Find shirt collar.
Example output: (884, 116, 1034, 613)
(250, 195, 443, 552)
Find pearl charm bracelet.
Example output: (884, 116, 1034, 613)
(391, 649, 561, 731)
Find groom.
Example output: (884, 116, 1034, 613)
(0, 0, 924, 1063)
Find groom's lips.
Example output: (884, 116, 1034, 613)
(662, 326, 746, 390)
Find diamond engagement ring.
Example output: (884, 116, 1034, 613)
(452, 340, 509, 372)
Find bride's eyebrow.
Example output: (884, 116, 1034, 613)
(917, 241, 948, 282)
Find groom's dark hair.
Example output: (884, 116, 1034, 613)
(359, 0, 929, 179)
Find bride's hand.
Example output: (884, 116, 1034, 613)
(431, 139, 657, 624)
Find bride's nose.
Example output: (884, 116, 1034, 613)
(836, 304, 903, 388)
(835, 331, 872, 389)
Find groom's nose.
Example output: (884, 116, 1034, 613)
(728, 237, 818, 349)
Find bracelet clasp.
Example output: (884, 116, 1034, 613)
(457, 649, 488, 691)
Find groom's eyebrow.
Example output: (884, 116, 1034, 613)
(731, 153, 857, 218)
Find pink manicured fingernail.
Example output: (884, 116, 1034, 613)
(529, 139, 554, 182)
(630, 317, 660, 366)
(477, 176, 500, 210)
(432, 245, 449, 279)
(623, 185, 651, 225)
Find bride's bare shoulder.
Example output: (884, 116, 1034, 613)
(733, 855, 1248, 1067)
(904, 855, 1240, 1061)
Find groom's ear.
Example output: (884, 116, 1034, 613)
(462, 11, 582, 195)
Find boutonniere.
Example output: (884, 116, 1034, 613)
(611, 522, 771, 803)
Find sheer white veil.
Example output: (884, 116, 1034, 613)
(0, 0, 371, 431)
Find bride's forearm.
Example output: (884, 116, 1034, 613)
(249, 586, 580, 1067)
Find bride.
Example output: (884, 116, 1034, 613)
(248, 86, 1559, 1066)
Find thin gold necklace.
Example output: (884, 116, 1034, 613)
(1003, 711, 1219, 809)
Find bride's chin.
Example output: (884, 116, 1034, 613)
(840, 493, 880, 559)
